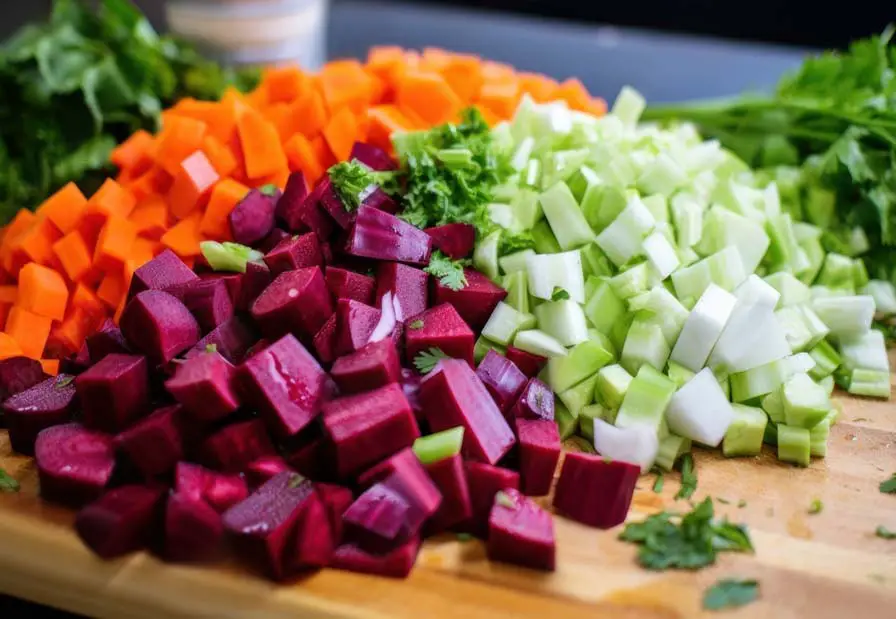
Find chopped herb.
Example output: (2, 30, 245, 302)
(55, 376, 74, 388)
(413, 347, 451, 374)
(456, 533, 474, 542)
(852, 417, 869, 422)
(424, 251, 468, 291)
(703, 579, 759, 611)
(675, 453, 697, 500)
(258, 184, 279, 196)
(875, 525, 896, 539)
(738, 500, 747, 509)
(327, 160, 394, 211)
(205, 343, 218, 354)
(653, 472, 665, 493)
(495, 491, 516, 509)
(551, 287, 570, 301)
(287, 473, 306, 489)
(717, 497, 730, 505)
(808, 499, 823, 514)
(409, 319, 425, 330)
(0, 468, 20, 493)
(880, 473, 896, 494)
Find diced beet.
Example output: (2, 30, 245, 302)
(276, 171, 309, 230)
(222, 471, 317, 580)
(505, 347, 548, 379)
(320, 241, 334, 265)
(322, 383, 420, 477)
(317, 177, 355, 230)
(264, 233, 323, 276)
(432, 269, 506, 331)
(289, 177, 335, 239)
(76, 354, 150, 433)
(165, 279, 234, 334)
(515, 419, 561, 496)
(258, 228, 291, 254)
(553, 452, 640, 529)
(343, 482, 413, 553)
(251, 267, 333, 343)
(236, 260, 273, 312)
(75, 485, 165, 559)
(331, 537, 420, 579)
(463, 461, 520, 538)
(164, 492, 225, 562)
(185, 317, 256, 365)
(419, 359, 515, 465)
(512, 378, 554, 421)
(291, 490, 336, 568)
(326, 267, 375, 305)
(113, 405, 185, 478)
(175, 462, 248, 513)
(198, 419, 276, 473)
(476, 350, 528, 414)
(362, 187, 398, 214)
(229, 187, 279, 246)
(35, 423, 115, 506)
(166, 351, 240, 423)
(424, 223, 476, 260)
(423, 454, 472, 534)
(128, 249, 198, 301)
(400, 368, 422, 418)
(246, 456, 291, 488)
(487, 488, 555, 571)
(315, 483, 353, 543)
(286, 436, 337, 482)
(350, 142, 396, 171)
(334, 299, 381, 356)
(60, 344, 91, 376)
(405, 303, 475, 366)
(357, 447, 418, 488)
(346, 206, 432, 265)
(239, 334, 328, 438)
(120, 291, 201, 365)
(375, 262, 428, 322)
(312, 314, 339, 364)
(200, 272, 243, 303)
(3, 375, 76, 455)
(331, 339, 401, 395)
(86, 319, 130, 363)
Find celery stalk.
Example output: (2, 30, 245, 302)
(546, 330, 614, 393)
(554, 399, 578, 440)
(413, 427, 465, 464)
(722, 404, 768, 457)
(777, 424, 811, 467)
(482, 302, 537, 346)
(654, 434, 691, 472)
(539, 181, 595, 250)
(595, 364, 633, 409)
(558, 373, 600, 416)
(621, 320, 670, 375)
(615, 365, 676, 434)
(782, 373, 831, 429)
(473, 335, 506, 363)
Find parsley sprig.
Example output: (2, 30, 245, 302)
(328, 160, 395, 211)
(703, 579, 759, 611)
(0, 468, 20, 493)
(424, 251, 468, 291)
(413, 347, 451, 374)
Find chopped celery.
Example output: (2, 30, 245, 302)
(542, 149, 590, 187)
(670, 284, 737, 372)
(818, 375, 835, 395)
(592, 418, 659, 473)
(808, 409, 836, 457)
(760, 388, 786, 424)
(654, 434, 691, 472)
(734, 274, 781, 311)
(499, 249, 536, 275)
(666, 360, 695, 388)
(567, 165, 601, 202)
(697, 206, 770, 275)
(621, 320, 670, 375)
(581, 243, 614, 278)
(611, 85, 646, 126)
(782, 373, 831, 429)
(200, 241, 263, 273)
(513, 329, 567, 358)
(851, 258, 869, 289)
(558, 373, 600, 416)
(671, 246, 745, 300)
(774, 305, 829, 352)
(554, 398, 578, 440)
(642, 194, 669, 222)
(584, 279, 626, 335)
(765, 272, 811, 307)
(615, 365, 677, 434)
(765, 213, 809, 274)
(532, 219, 562, 254)
(473, 335, 506, 363)
(609, 312, 635, 353)
(804, 185, 835, 228)
(642, 231, 680, 281)
(666, 368, 735, 447)
(546, 330, 614, 393)
(412, 427, 465, 464)
(534, 299, 589, 346)
(709, 302, 791, 374)
(609, 262, 650, 300)
(503, 271, 530, 314)
(482, 302, 537, 346)
(473, 230, 501, 282)
(488, 202, 516, 230)
(595, 364, 633, 409)
(862, 280, 896, 315)
(512, 189, 543, 229)
(581, 185, 627, 232)
(627, 286, 689, 345)
(838, 329, 888, 373)
(595, 195, 656, 266)
(670, 192, 704, 248)
(777, 425, 811, 467)
(848, 369, 891, 398)
(637, 153, 687, 196)
(730, 358, 789, 402)
(722, 404, 768, 457)
(539, 181, 595, 250)
(526, 251, 585, 303)
(578, 403, 612, 441)
(509, 136, 535, 170)
(816, 253, 855, 290)
(811, 295, 875, 337)
(797, 236, 825, 284)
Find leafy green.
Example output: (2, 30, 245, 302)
(413, 347, 451, 374)
(880, 473, 896, 494)
(653, 471, 665, 493)
(703, 579, 760, 611)
(619, 498, 754, 570)
(0, 468, 20, 493)
(875, 525, 896, 539)
(408, 319, 424, 330)
(327, 160, 395, 211)
(675, 453, 697, 500)
(0, 0, 259, 221)
(551, 287, 570, 301)
(808, 498, 824, 514)
(424, 251, 468, 291)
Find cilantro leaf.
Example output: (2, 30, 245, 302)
(0, 468, 20, 493)
(413, 347, 451, 374)
(424, 251, 468, 291)
(880, 473, 896, 494)
(675, 453, 697, 500)
(703, 579, 759, 611)
(875, 525, 896, 539)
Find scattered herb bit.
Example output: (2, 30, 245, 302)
(413, 347, 451, 374)
(205, 343, 218, 354)
(808, 499, 823, 514)
(408, 319, 425, 330)
(258, 184, 279, 196)
(852, 417, 869, 422)
(55, 375, 75, 388)
(738, 500, 747, 509)
(287, 473, 306, 489)
(456, 533, 474, 542)
(675, 453, 697, 500)
(495, 491, 516, 509)
(0, 468, 20, 493)
(327, 160, 394, 211)
(703, 579, 760, 611)
(717, 497, 731, 505)
(880, 473, 896, 494)
(619, 498, 754, 570)
(424, 251, 469, 291)
(551, 287, 570, 301)
(875, 525, 896, 539)
(653, 472, 665, 493)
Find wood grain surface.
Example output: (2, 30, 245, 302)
(0, 357, 894, 619)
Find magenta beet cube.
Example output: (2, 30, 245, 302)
(423, 454, 472, 534)
(113, 405, 185, 478)
(264, 233, 323, 276)
(76, 354, 150, 433)
(462, 461, 520, 538)
(316, 483, 353, 543)
(342, 482, 414, 553)
(164, 491, 225, 562)
(487, 488, 555, 571)
(3, 374, 76, 455)
(236, 260, 273, 312)
(239, 334, 328, 438)
(362, 187, 398, 214)
(553, 452, 640, 529)
(229, 187, 279, 246)
(505, 347, 548, 378)
(515, 419, 561, 496)
(322, 383, 420, 477)
(291, 177, 336, 239)
(165, 351, 240, 423)
(258, 228, 291, 254)
(356, 447, 418, 488)
(128, 249, 198, 301)
(200, 272, 243, 303)
(432, 269, 506, 331)
(346, 205, 432, 265)
(250, 267, 333, 343)
(326, 266, 375, 305)
(332, 537, 420, 579)
(175, 462, 248, 513)
(75, 485, 165, 559)
(291, 490, 337, 569)
(476, 350, 528, 414)
(164, 278, 234, 334)
(349, 142, 396, 171)
(424, 223, 476, 260)
(35, 423, 115, 506)
(86, 319, 130, 363)
(275, 171, 309, 231)
(198, 418, 276, 473)
(185, 317, 256, 365)
(312, 314, 339, 364)
(400, 368, 422, 418)
(285, 436, 337, 482)
(245, 455, 291, 488)
(120, 291, 201, 365)
(331, 339, 401, 395)
(405, 303, 475, 366)
(418, 359, 515, 465)
(375, 262, 428, 322)
(60, 344, 91, 376)
(317, 177, 355, 230)
(512, 378, 554, 421)
(334, 298, 381, 356)
(0, 356, 46, 402)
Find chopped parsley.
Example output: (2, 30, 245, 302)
(703, 579, 759, 611)
(424, 251, 468, 291)
(551, 287, 570, 301)
(738, 500, 747, 508)
(653, 471, 665, 493)
(408, 319, 424, 330)
(0, 468, 20, 493)
(413, 347, 451, 374)
(258, 183, 279, 196)
(875, 525, 896, 540)
(808, 499, 823, 514)
(880, 473, 896, 494)
(675, 453, 697, 500)
(328, 160, 394, 211)
(205, 343, 218, 354)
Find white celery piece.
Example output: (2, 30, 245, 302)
(539, 181, 595, 250)
(671, 246, 746, 300)
(546, 330, 614, 393)
(609, 262, 650, 300)
(487, 202, 515, 230)
(510, 136, 535, 171)
(730, 355, 810, 402)
(512, 329, 567, 358)
(774, 306, 825, 353)
(838, 329, 889, 373)
(481, 302, 537, 347)
(655, 434, 692, 472)
(615, 365, 677, 433)
(638, 153, 688, 197)
(862, 280, 896, 316)
(698, 206, 770, 274)
(641, 231, 680, 281)
(473, 230, 501, 282)
(595, 364, 633, 409)
(782, 372, 832, 428)
(642, 194, 669, 222)
(733, 274, 781, 312)
(592, 418, 659, 473)
(584, 280, 626, 335)
(511, 189, 543, 229)
(567, 165, 601, 202)
(670, 192, 704, 248)
(621, 320, 670, 375)
(848, 369, 891, 398)
(670, 284, 737, 372)
(709, 301, 791, 373)
(666, 368, 735, 447)
(811, 295, 875, 337)
(627, 286, 689, 345)
(526, 251, 585, 304)
(765, 272, 811, 308)
(666, 360, 696, 388)
(611, 85, 646, 127)
(534, 299, 589, 347)
(595, 195, 656, 266)
(499, 249, 536, 275)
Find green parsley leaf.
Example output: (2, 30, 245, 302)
(808, 499, 823, 514)
(327, 160, 394, 211)
(424, 251, 468, 291)
(205, 343, 218, 354)
(880, 473, 896, 494)
(717, 497, 730, 505)
(653, 471, 665, 493)
(551, 287, 570, 301)
(494, 491, 516, 509)
(258, 183, 279, 196)
(703, 579, 759, 611)
(738, 500, 747, 508)
(0, 468, 20, 493)
(408, 319, 424, 330)
(875, 525, 896, 540)
(675, 453, 697, 500)
(413, 347, 451, 374)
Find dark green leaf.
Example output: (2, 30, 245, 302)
(0, 468, 20, 493)
(551, 287, 570, 301)
(675, 453, 697, 500)
(413, 347, 451, 374)
(880, 473, 896, 494)
(703, 579, 759, 611)
(875, 525, 896, 539)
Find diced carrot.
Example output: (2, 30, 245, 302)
(172, 99, 237, 139)
(556, 78, 591, 111)
(366, 46, 406, 76)
(48, 306, 93, 356)
(440, 54, 484, 104)
(396, 71, 463, 125)
(473, 104, 501, 128)
(97, 271, 126, 310)
(200, 179, 248, 240)
(210, 88, 245, 142)
(246, 81, 269, 110)
(80, 179, 137, 242)
(586, 97, 608, 117)
(320, 60, 374, 114)
(0, 332, 22, 360)
(0, 285, 17, 305)
(110, 130, 155, 177)
(18, 263, 69, 321)
(155, 115, 208, 176)
(266, 102, 302, 142)
(52, 230, 93, 282)
(292, 89, 328, 138)
(94, 216, 138, 272)
(130, 196, 170, 240)
(16, 217, 63, 266)
(420, 47, 453, 71)
(482, 61, 517, 83)
(6, 306, 52, 359)
(71, 283, 106, 325)
(126, 166, 173, 203)
(367, 105, 414, 153)
(284, 133, 324, 184)
(477, 81, 521, 119)
(366, 72, 387, 105)
(201, 135, 238, 178)
(161, 212, 203, 258)
(322, 107, 359, 161)
(40, 359, 60, 376)
(263, 66, 309, 104)
(0, 304, 10, 332)
(311, 136, 337, 171)
(168, 150, 220, 219)
(255, 167, 291, 190)
(0, 210, 38, 274)
(131, 237, 161, 266)
(518, 72, 559, 103)
(236, 106, 288, 180)
(36, 183, 88, 234)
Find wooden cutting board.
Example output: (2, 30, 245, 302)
(1, 362, 894, 619)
